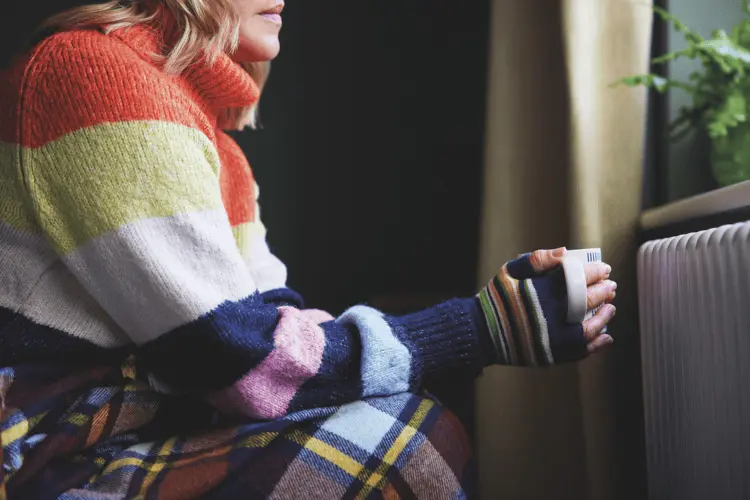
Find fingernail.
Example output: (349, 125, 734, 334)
(605, 264, 612, 275)
(609, 291, 617, 301)
(552, 247, 567, 257)
(607, 280, 618, 292)
(591, 334, 614, 353)
(607, 304, 617, 317)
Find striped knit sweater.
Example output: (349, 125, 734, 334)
(0, 25, 492, 420)
(0, 23, 588, 421)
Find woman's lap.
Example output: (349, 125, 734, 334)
(1, 360, 476, 499)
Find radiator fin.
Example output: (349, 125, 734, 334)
(638, 220, 750, 500)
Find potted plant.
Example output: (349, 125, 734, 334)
(618, 2, 750, 187)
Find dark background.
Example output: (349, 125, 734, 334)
(233, 2, 490, 315)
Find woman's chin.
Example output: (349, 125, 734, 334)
(232, 38, 280, 63)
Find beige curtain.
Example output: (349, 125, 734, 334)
(476, 1, 653, 499)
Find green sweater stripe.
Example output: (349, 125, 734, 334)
(22, 121, 224, 254)
(0, 141, 38, 231)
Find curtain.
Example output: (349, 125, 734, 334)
(476, 1, 653, 499)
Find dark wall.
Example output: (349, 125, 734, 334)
(235, 1, 490, 313)
(1, 2, 88, 65)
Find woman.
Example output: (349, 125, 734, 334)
(0, 0, 617, 498)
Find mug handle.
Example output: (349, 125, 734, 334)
(561, 256, 587, 323)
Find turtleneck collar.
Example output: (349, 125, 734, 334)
(109, 14, 259, 120)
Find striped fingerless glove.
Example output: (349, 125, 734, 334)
(477, 254, 588, 367)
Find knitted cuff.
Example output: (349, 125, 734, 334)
(391, 298, 487, 383)
(477, 254, 588, 367)
(260, 288, 305, 308)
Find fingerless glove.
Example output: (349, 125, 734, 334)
(478, 254, 588, 366)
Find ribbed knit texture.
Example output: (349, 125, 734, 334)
(0, 24, 490, 420)
(478, 254, 589, 366)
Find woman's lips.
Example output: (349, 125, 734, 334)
(259, 3, 284, 23)
(260, 13, 282, 24)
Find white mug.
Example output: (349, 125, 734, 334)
(561, 248, 602, 324)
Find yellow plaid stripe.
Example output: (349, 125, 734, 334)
(102, 430, 279, 481)
(307, 436, 363, 478)
(1, 411, 49, 447)
(135, 437, 178, 499)
(1, 418, 29, 448)
(238, 431, 278, 449)
(285, 399, 435, 497)
(355, 399, 434, 498)
(286, 429, 368, 479)
(72, 402, 440, 497)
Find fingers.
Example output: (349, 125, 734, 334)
(583, 303, 616, 341)
(529, 251, 613, 283)
(587, 333, 614, 354)
(586, 280, 617, 310)
(584, 261, 612, 285)
(529, 247, 567, 273)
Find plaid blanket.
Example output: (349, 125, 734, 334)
(0, 358, 476, 499)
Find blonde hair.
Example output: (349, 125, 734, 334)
(42, 0, 269, 130)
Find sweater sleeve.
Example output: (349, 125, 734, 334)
(21, 126, 485, 417)
(20, 111, 486, 422)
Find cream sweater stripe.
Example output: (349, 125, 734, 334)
(0, 219, 57, 309)
(0, 220, 129, 347)
(64, 209, 257, 345)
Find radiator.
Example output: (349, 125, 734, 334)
(638, 220, 750, 500)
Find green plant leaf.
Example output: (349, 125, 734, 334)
(652, 47, 697, 65)
(615, 74, 669, 91)
(707, 91, 747, 138)
(708, 121, 729, 137)
(728, 91, 746, 117)
(698, 38, 750, 64)
(612, 74, 698, 96)
(618, 3, 750, 145)
(740, 24, 750, 48)
(714, 29, 732, 41)
(654, 5, 703, 44)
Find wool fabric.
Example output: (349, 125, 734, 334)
(0, 20, 593, 499)
(478, 254, 589, 366)
(0, 25, 487, 420)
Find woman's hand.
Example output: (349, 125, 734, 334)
(478, 247, 617, 367)
(529, 247, 616, 354)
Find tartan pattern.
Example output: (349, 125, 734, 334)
(0, 359, 475, 499)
